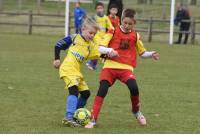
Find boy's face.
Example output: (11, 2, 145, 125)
(75, 2, 80, 8)
(109, 8, 118, 16)
(82, 25, 97, 41)
(121, 17, 135, 32)
(96, 5, 104, 16)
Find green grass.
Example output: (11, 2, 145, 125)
(0, 33, 200, 134)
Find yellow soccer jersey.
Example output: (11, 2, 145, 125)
(59, 34, 100, 78)
(93, 15, 114, 44)
(103, 33, 146, 71)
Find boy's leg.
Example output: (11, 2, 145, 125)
(85, 80, 111, 128)
(86, 59, 98, 70)
(126, 79, 146, 126)
(77, 90, 90, 109)
(77, 79, 90, 109)
(176, 33, 182, 44)
(92, 80, 110, 120)
(126, 79, 140, 113)
(184, 33, 189, 44)
(183, 24, 190, 44)
(66, 86, 78, 120)
(63, 85, 80, 127)
(91, 59, 98, 69)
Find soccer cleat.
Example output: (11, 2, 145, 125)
(62, 118, 81, 127)
(134, 111, 147, 126)
(84, 120, 96, 128)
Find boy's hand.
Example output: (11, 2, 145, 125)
(53, 59, 61, 69)
(107, 49, 119, 58)
(152, 52, 159, 60)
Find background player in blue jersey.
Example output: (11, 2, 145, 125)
(74, 2, 86, 34)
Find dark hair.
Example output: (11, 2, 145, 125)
(122, 9, 136, 19)
(107, 0, 123, 19)
(109, 3, 118, 9)
(95, 2, 104, 9)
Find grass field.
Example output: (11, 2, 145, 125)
(0, 33, 200, 134)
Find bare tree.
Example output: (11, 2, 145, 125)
(190, 0, 197, 5)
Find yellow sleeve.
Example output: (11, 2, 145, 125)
(106, 16, 114, 29)
(135, 33, 146, 55)
(99, 32, 113, 47)
(88, 44, 101, 59)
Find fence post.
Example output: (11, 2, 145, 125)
(162, 1, 166, 19)
(148, 17, 153, 42)
(28, 10, 33, 35)
(191, 19, 196, 44)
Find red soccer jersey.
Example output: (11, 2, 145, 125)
(108, 15, 120, 28)
(108, 26, 138, 67)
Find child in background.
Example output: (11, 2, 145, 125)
(108, 4, 120, 28)
(53, 18, 118, 127)
(85, 9, 159, 128)
(107, 0, 123, 20)
(86, 2, 114, 70)
(74, 2, 86, 34)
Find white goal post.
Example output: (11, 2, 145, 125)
(169, 0, 175, 45)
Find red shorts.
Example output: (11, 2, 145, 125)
(100, 68, 136, 85)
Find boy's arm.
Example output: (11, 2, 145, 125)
(53, 36, 72, 68)
(99, 46, 118, 58)
(136, 33, 159, 60)
(54, 36, 72, 60)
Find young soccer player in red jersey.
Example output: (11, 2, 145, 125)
(108, 4, 120, 28)
(85, 9, 159, 128)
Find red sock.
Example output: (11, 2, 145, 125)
(91, 96, 104, 121)
(130, 95, 140, 113)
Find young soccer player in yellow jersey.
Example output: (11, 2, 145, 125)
(86, 2, 114, 70)
(53, 18, 118, 127)
(85, 9, 159, 128)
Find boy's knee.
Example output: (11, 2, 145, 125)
(68, 86, 79, 97)
(97, 80, 110, 98)
(80, 90, 90, 99)
(126, 79, 139, 96)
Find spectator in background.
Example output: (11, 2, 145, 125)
(107, 0, 123, 20)
(74, 1, 86, 34)
(174, 4, 191, 44)
(108, 4, 120, 28)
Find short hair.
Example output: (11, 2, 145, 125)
(122, 9, 136, 19)
(82, 17, 99, 31)
(95, 2, 104, 9)
(109, 3, 118, 9)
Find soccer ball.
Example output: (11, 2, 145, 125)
(73, 108, 91, 126)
